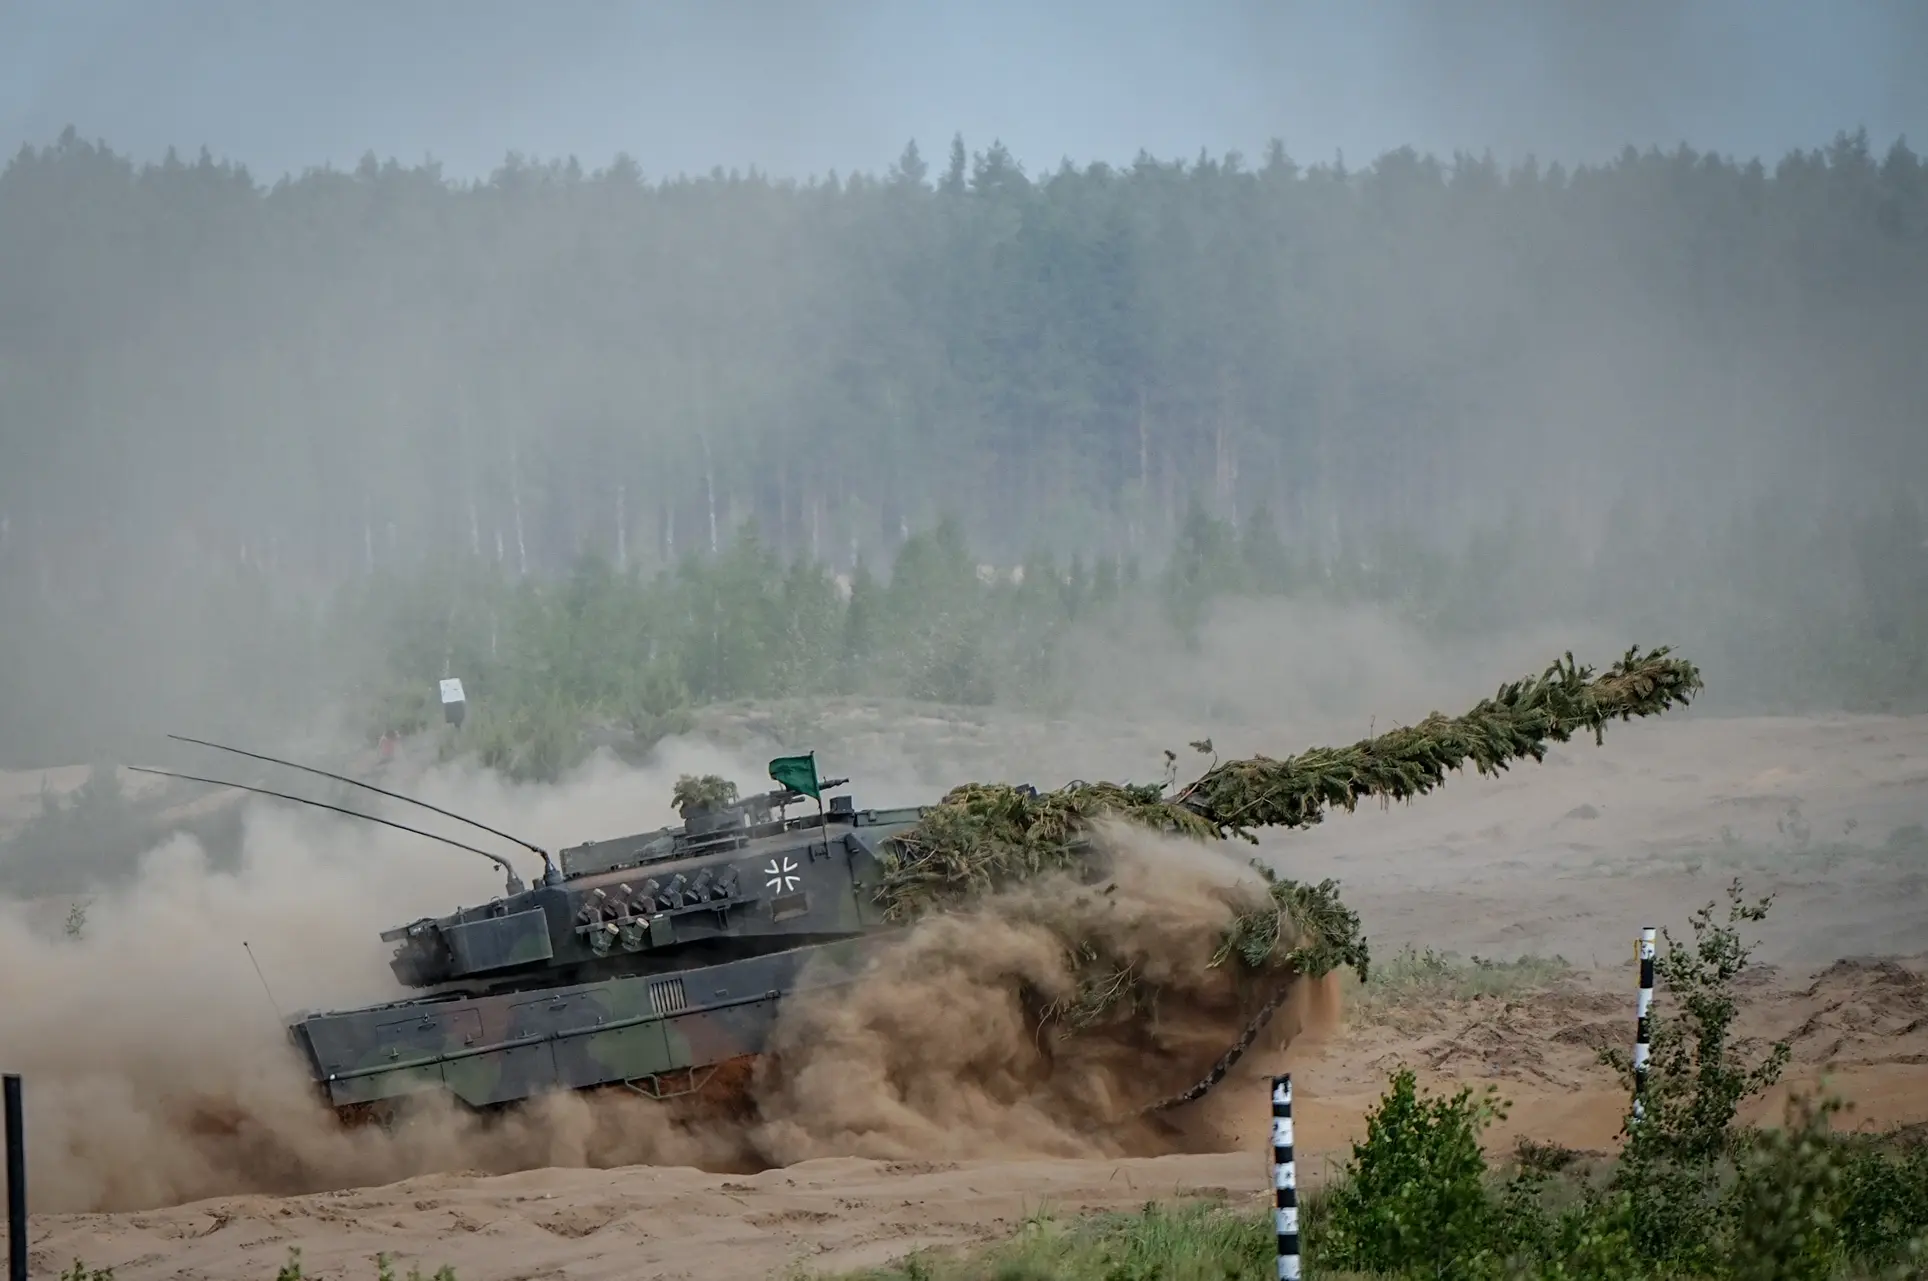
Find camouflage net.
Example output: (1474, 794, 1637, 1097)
(874, 645, 1703, 1047)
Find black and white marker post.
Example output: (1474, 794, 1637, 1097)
(1633, 926, 1655, 1125)
(1271, 1074, 1301, 1281)
(5, 1073, 24, 1281)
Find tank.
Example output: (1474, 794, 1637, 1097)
(129, 643, 1703, 1127)
(283, 769, 928, 1122)
(131, 741, 1103, 1127)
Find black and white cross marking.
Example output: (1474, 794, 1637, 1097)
(764, 856, 801, 893)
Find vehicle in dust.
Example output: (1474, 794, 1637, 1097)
(140, 742, 934, 1124)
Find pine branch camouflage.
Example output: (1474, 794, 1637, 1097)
(1172, 645, 1704, 839)
(671, 773, 740, 819)
(874, 646, 1701, 1041)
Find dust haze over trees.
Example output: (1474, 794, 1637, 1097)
(0, 125, 1925, 768)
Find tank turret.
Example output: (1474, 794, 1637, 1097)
(369, 772, 902, 999)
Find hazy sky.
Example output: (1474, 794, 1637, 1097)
(2, 0, 1924, 182)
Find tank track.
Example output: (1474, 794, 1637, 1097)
(1138, 978, 1296, 1114)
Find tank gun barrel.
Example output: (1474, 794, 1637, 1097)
(1169, 645, 1702, 835)
(874, 645, 1703, 918)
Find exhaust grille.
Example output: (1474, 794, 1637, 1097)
(649, 977, 688, 1016)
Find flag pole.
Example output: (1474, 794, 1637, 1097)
(768, 751, 829, 855)
(811, 751, 826, 851)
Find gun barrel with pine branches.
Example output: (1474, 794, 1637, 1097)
(869, 646, 1702, 1108)
(1171, 644, 1703, 838)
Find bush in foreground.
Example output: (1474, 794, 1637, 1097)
(828, 880, 1928, 1281)
(826, 1083, 1926, 1281)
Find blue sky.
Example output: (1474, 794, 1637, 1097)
(1, 0, 1922, 183)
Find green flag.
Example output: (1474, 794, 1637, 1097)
(768, 753, 821, 799)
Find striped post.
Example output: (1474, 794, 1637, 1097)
(1271, 1074, 1301, 1280)
(5, 1074, 22, 1281)
(1632, 927, 1655, 1125)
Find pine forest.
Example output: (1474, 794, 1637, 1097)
(0, 127, 1924, 768)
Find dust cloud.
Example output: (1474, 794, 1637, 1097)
(0, 721, 1343, 1213)
(0, 739, 789, 1212)
(749, 818, 1313, 1165)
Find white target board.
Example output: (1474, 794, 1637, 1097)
(440, 677, 468, 727)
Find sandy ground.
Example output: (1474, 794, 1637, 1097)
(22, 957, 1927, 1281)
(9, 707, 1928, 1280)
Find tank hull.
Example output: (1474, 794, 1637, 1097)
(288, 936, 882, 1114)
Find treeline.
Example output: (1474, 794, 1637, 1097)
(2, 485, 1924, 771)
(338, 486, 1924, 782)
(353, 517, 1096, 782)
(1, 126, 1925, 763)
(3, 126, 1926, 575)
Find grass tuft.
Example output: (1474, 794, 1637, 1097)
(1343, 944, 1573, 1022)
(803, 1200, 1284, 1281)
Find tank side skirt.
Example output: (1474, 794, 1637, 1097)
(316, 983, 822, 1084)
(300, 940, 881, 1109)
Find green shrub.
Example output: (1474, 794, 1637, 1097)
(817, 874, 1928, 1281)
(1589, 878, 1792, 1269)
(1320, 1066, 1510, 1274)
(1836, 1132, 1928, 1267)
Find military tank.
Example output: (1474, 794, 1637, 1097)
(136, 743, 939, 1125)
(131, 644, 1705, 1128)
(302, 771, 932, 1121)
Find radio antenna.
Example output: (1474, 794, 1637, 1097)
(127, 765, 527, 895)
(164, 733, 559, 883)
(241, 940, 284, 1021)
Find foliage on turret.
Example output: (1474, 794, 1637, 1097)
(671, 773, 740, 820)
(875, 646, 1703, 1049)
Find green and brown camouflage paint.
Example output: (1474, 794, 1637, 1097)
(286, 788, 926, 1116)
